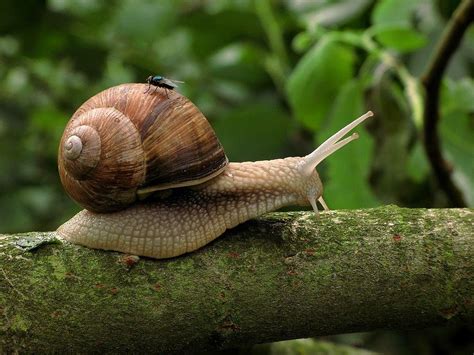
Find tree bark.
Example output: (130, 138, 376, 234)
(0, 206, 472, 353)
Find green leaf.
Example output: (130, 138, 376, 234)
(291, 0, 372, 29)
(407, 142, 430, 183)
(316, 80, 378, 209)
(213, 101, 293, 161)
(292, 32, 314, 53)
(371, 0, 423, 26)
(371, 24, 427, 53)
(440, 79, 474, 206)
(368, 74, 422, 200)
(287, 36, 355, 130)
(29, 106, 68, 159)
(183, 10, 262, 58)
(440, 112, 474, 206)
(108, 1, 176, 44)
(441, 78, 474, 115)
(209, 43, 267, 85)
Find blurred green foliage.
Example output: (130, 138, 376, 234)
(0, 0, 473, 232)
(0, 1, 473, 353)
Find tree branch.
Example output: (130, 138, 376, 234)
(0, 207, 473, 353)
(421, 0, 474, 207)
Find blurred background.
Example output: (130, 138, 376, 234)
(0, 0, 472, 353)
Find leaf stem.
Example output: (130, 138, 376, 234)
(360, 34, 424, 128)
(421, 0, 473, 207)
(255, 0, 290, 92)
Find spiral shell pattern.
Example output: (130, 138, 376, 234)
(58, 84, 228, 212)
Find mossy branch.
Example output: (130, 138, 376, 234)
(0, 206, 473, 353)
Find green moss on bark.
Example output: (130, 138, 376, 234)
(0, 207, 472, 353)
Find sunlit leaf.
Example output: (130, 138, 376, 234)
(287, 36, 355, 130)
(370, 24, 428, 53)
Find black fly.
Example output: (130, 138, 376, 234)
(144, 75, 183, 97)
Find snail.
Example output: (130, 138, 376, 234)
(57, 83, 373, 259)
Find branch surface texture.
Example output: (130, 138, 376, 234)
(0, 206, 472, 353)
(421, 0, 474, 207)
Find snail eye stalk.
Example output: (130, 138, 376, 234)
(300, 111, 373, 176)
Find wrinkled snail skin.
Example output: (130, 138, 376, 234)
(57, 158, 321, 259)
(57, 82, 373, 259)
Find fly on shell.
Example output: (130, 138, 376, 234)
(145, 75, 184, 97)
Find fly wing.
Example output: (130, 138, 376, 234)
(161, 78, 181, 88)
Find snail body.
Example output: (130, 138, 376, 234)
(57, 83, 373, 259)
(58, 158, 318, 258)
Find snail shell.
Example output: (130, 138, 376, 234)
(58, 84, 228, 213)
